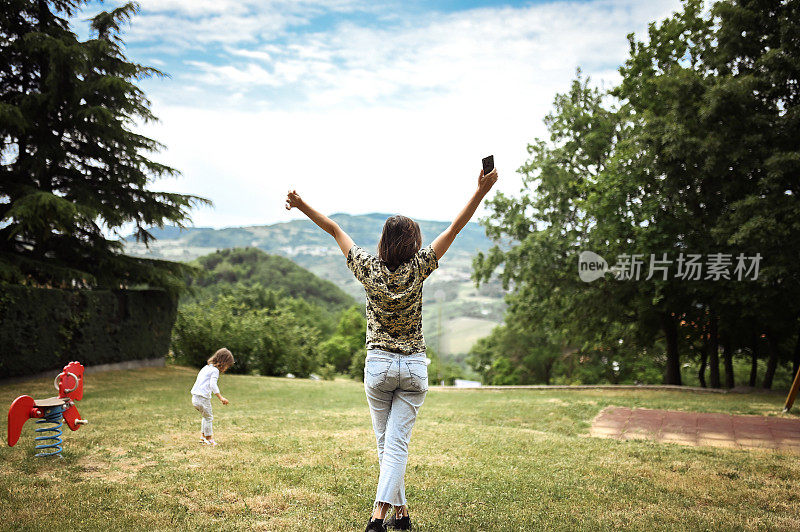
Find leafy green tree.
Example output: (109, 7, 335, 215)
(172, 292, 323, 378)
(318, 305, 366, 375)
(426, 346, 465, 386)
(469, 322, 560, 385)
(474, 0, 800, 388)
(616, 0, 800, 387)
(473, 73, 660, 383)
(319, 336, 352, 374)
(710, 0, 800, 385)
(1, 1, 208, 293)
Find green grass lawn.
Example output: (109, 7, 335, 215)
(1, 367, 800, 531)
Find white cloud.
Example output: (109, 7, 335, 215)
(104, 0, 373, 50)
(228, 48, 274, 62)
(123, 11, 300, 48)
(130, 0, 366, 15)
(185, 61, 283, 87)
(130, 0, 682, 229)
(175, 0, 677, 110)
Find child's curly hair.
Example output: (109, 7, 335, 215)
(208, 348, 234, 371)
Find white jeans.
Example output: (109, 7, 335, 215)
(364, 349, 428, 507)
(191, 394, 213, 436)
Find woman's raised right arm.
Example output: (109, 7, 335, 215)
(431, 168, 498, 260)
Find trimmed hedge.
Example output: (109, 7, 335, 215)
(0, 285, 177, 378)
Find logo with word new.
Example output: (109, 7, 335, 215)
(578, 251, 761, 283)
(578, 251, 610, 282)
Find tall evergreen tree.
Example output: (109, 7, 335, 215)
(0, 1, 209, 293)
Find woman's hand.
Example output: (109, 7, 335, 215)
(285, 190, 304, 210)
(220, 396, 229, 405)
(477, 168, 498, 195)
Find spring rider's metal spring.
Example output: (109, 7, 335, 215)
(34, 406, 65, 457)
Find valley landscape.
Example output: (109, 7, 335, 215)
(123, 214, 507, 362)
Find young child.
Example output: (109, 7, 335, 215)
(190, 348, 233, 446)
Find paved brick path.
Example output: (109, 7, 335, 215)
(590, 406, 800, 453)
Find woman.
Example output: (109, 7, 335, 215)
(285, 166, 498, 531)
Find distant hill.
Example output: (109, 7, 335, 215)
(123, 213, 506, 357)
(125, 213, 489, 259)
(189, 247, 354, 313)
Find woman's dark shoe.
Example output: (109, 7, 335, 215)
(365, 518, 386, 532)
(385, 513, 412, 530)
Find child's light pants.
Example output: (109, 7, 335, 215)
(363, 349, 429, 508)
(191, 394, 214, 436)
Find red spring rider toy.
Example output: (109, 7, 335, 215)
(7, 361, 89, 457)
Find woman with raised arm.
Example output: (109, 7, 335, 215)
(285, 166, 498, 531)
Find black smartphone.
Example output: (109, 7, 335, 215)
(482, 155, 494, 176)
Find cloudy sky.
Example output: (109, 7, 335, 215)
(78, 0, 681, 229)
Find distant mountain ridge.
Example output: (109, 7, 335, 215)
(123, 213, 506, 357)
(124, 213, 491, 257)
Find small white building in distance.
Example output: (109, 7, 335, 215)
(453, 379, 481, 388)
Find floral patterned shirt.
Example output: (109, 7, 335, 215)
(346, 244, 439, 354)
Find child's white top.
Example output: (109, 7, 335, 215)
(190, 365, 220, 398)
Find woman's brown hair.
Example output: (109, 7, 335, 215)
(208, 348, 234, 371)
(378, 215, 422, 271)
